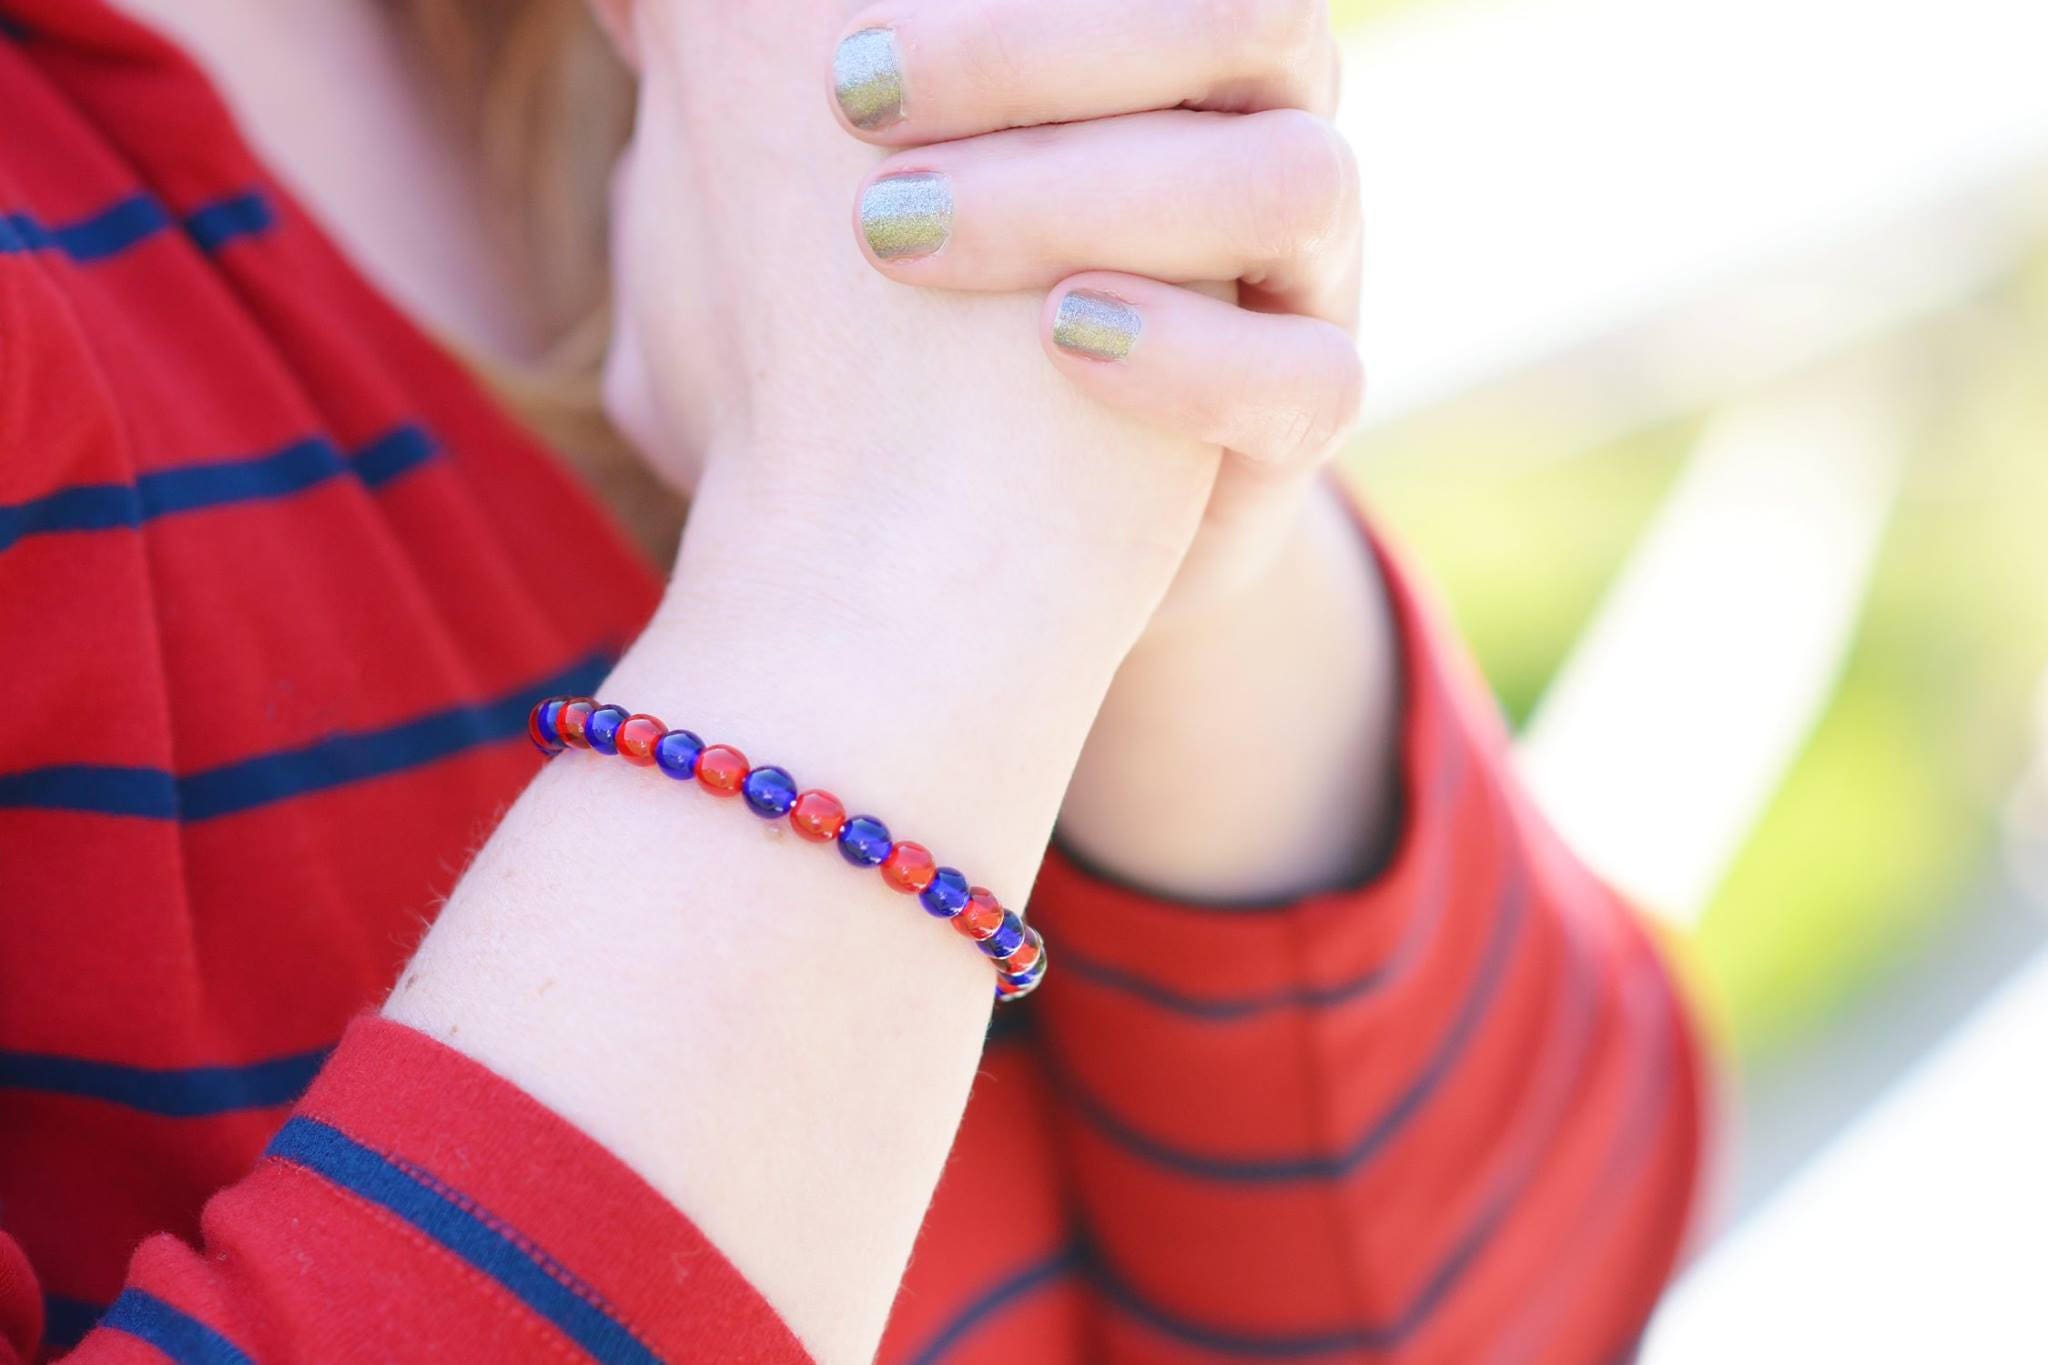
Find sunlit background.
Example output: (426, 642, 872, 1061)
(1327, 0, 2048, 1354)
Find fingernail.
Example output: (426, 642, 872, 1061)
(835, 28, 906, 131)
(1053, 291, 1143, 362)
(860, 173, 953, 261)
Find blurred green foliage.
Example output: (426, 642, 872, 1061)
(1354, 251, 2048, 1056)
(1701, 268, 2048, 1051)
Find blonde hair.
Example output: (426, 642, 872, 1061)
(383, 0, 686, 559)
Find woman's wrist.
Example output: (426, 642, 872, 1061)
(1060, 482, 1402, 903)
(384, 456, 1167, 1355)
(632, 576, 1119, 901)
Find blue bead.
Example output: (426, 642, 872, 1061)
(585, 705, 629, 755)
(742, 765, 799, 818)
(1002, 954, 1048, 988)
(980, 910, 1027, 959)
(838, 815, 893, 867)
(919, 868, 971, 919)
(529, 698, 567, 754)
(654, 729, 705, 780)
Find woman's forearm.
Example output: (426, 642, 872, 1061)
(1060, 482, 1402, 902)
(385, 464, 1136, 1362)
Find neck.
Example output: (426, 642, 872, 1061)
(107, 0, 539, 362)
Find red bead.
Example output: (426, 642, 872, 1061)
(528, 700, 563, 754)
(954, 888, 1004, 940)
(695, 744, 749, 796)
(1000, 936, 1043, 975)
(615, 714, 665, 766)
(557, 698, 596, 749)
(880, 842, 936, 893)
(790, 790, 847, 842)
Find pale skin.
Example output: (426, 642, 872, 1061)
(119, 0, 1394, 1358)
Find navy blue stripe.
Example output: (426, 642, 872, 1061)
(0, 14, 29, 40)
(182, 191, 275, 252)
(1082, 1112, 1522, 1356)
(1087, 961, 1673, 1357)
(1059, 934, 1409, 1022)
(1083, 1119, 1541, 1355)
(0, 195, 167, 262)
(907, 1247, 1080, 1365)
(1085, 1174, 1526, 1356)
(0, 423, 439, 554)
(1090, 1259, 1390, 1357)
(42, 1294, 106, 1352)
(0, 189, 275, 262)
(0, 651, 611, 821)
(1063, 865, 1529, 1183)
(351, 424, 438, 488)
(0, 765, 173, 817)
(266, 1117, 658, 1365)
(0, 1046, 328, 1117)
(100, 1289, 251, 1365)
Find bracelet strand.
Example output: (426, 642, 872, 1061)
(529, 697, 1047, 1002)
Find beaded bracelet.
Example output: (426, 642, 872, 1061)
(528, 697, 1047, 1002)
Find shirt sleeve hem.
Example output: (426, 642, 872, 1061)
(277, 1014, 810, 1363)
(1029, 499, 1503, 993)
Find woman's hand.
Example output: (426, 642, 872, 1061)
(602, 4, 1222, 667)
(833, 0, 1365, 624)
(406, 5, 1241, 1360)
(828, 0, 1397, 899)
(407, 8, 1375, 1359)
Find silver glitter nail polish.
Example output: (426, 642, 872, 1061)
(1053, 291, 1143, 362)
(835, 28, 906, 131)
(860, 173, 953, 261)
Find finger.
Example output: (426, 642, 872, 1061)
(829, 0, 1339, 144)
(1042, 272, 1365, 471)
(855, 109, 1359, 326)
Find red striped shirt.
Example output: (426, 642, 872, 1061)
(0, 3, 1710, 1360)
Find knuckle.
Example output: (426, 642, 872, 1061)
(1244, 110, 1357, 256)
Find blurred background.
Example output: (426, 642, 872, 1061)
(1326, 0, 2048, 1355)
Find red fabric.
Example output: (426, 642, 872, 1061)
(0, 2, 1709, 1361)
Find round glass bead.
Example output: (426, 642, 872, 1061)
(999, 929, 1044, 976)
(838, 815, 893, 867)
(954, 889, 1004, 941)
(654, 729, 705, 781)
(919, 867, 971, 919)
(742, 765, 799, 819)
(529, 698, 568, 754)
(584, 705, 630, 755)
(1002, 955, 1047, 989)
(616, 714, 666, 766)
(696, 744, 749, 796)
(556, 698, 597, 749)
(999, 965, 1048, 1010)
(999, 949, 1048, 999)
(790, 790, 847, 842)
(880, 842, 936, 894)
(979, 909, 1027, 959)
